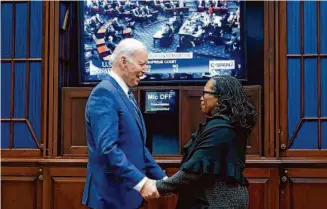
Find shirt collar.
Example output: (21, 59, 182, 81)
(109, 70, 129, 97)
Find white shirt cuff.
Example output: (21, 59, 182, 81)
(133, 176, 148, 192)
(163, 176, 168, 180)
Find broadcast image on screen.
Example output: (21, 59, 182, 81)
(80, 0, 245, 83)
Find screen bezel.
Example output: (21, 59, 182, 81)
(77, 1, 248, 85)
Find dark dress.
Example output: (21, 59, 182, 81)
(156, 114, 249, 209)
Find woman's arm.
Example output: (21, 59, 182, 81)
(156, 170, 202, 195)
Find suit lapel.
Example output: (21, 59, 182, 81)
(137, 108, 146, 139)
(106, 76, 146, 141)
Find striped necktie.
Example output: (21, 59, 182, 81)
(128, 90, 146, 138)
(128, 90, 139, 110)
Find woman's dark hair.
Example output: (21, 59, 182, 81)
(210, 75, 258, 135)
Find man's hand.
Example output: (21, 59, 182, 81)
(140, 179, 160, 200)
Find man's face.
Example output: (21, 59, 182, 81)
(121, 50, 148, 87)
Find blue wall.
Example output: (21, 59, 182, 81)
(1, 1, 43, 148)
(287, 1, 327, 149)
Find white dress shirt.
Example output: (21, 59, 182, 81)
(108, 71, 167, 192)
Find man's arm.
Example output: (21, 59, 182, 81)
(144, 146, 167, 180)
(88, 87, 145, 189)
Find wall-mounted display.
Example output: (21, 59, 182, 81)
(79, 0, 246, 83)
(144, 90, 177, 113)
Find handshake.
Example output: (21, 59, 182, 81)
(140, 178, 160, 200)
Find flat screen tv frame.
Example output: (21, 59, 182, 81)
(77, 0, 248, 85)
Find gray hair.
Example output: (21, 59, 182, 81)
(110, 38, 147, 64)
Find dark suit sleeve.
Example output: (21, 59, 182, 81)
(156, 170, 201, 194)
(144, 147, 166, 180)
(87, 87, 145, 189)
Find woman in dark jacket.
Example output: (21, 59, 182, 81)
(156, 75, 258, 209)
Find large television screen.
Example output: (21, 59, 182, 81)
(79, 0, 246, 84)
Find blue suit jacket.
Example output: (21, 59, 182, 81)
(82, 76, 166, 209)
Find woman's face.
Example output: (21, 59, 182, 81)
(200, 79, 219, 116)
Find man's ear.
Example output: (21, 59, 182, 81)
(122, 56, 127, 64)
(120, 56, 127, 68)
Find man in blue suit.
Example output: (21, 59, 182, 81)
(82, 38, 167, 209)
